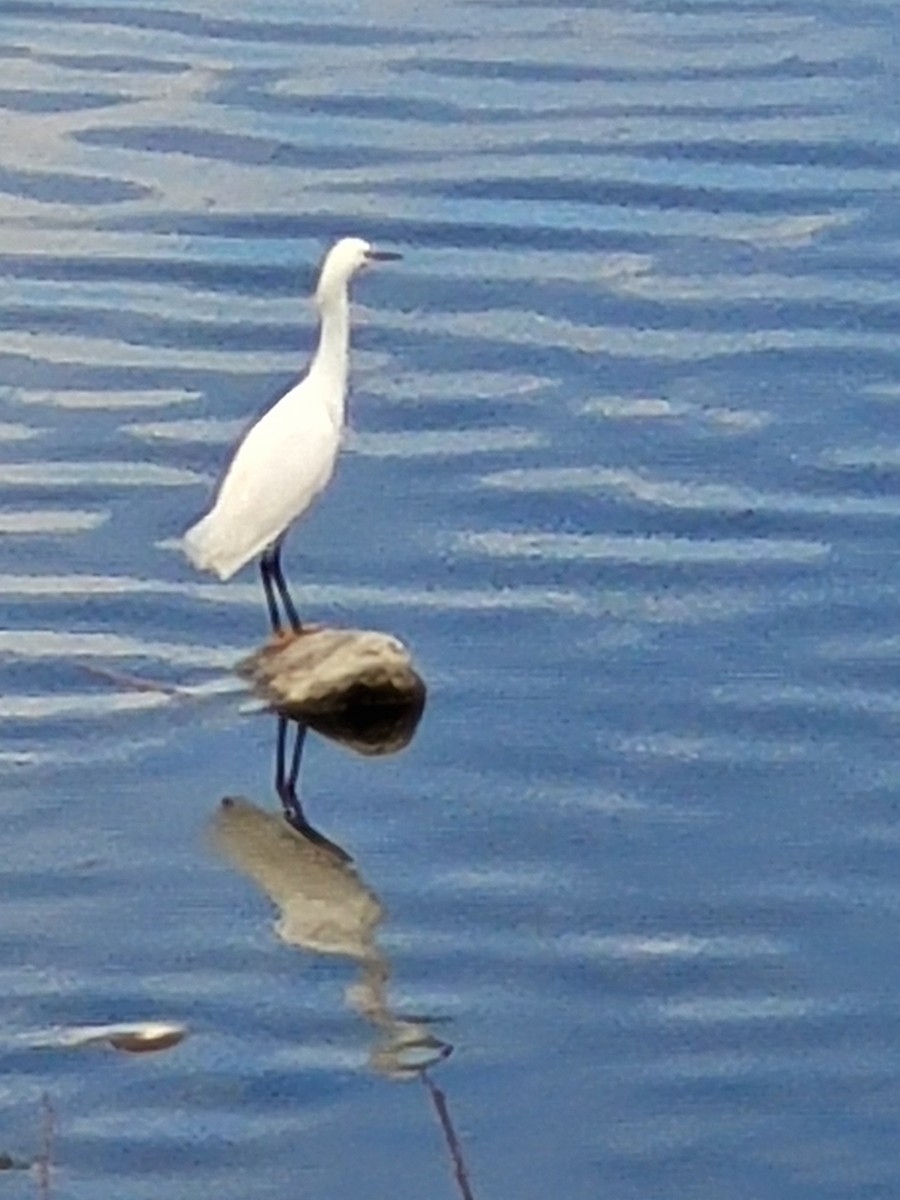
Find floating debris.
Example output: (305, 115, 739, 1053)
(0, 1151, 29, 1171)
(28, 1021, 187, 1055)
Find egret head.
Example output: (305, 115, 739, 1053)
(315, 236, 401, 305)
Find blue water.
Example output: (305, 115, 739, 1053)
(2, 1, 900, 1196)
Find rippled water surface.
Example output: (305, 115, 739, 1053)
(3, 1, 900, 1196)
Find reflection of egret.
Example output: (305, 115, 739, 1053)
(212, 797, 448, 1077)
(183, 237, 401, 634)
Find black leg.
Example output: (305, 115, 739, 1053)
(259, 550, 282, 633)
(269, 541, 301, 632)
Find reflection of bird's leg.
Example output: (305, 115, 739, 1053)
(274, 715, 308, 826)
(286, 717, 307, 797)
(275, 713, 288, 793)
(275, 715, 305, 805)
(274, 715, 321, 840)
(269, 539, 301, 632)
(274, 716, 351, 861)
(259, 548, 282, 633)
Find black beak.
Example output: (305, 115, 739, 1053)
(366, 249, 402, 262)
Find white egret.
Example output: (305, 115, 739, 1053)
(183, 236, 401, 632)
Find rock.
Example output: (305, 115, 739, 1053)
(238, 626, 426, 755)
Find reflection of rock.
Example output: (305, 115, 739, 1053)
(304, 692, 425, 757)
(238, 627, 426, 756)
(212, 798, 447, 1077)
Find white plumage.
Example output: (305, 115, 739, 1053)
(183, 236, 400, 630)
(183, 384, 339, 582)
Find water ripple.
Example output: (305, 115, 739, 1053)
(454, 530, 830, 565)
(482, 466, 900, 519)
(2, 1, 899, 1197)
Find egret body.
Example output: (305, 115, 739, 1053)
(183, 236, 400, 631)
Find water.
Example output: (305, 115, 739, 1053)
(2, 0, 900, 1195)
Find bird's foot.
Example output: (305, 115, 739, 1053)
(267, 626, 298, 648)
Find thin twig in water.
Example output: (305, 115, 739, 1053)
(35, 1093, 54, 1200)
(79, 661, 188, 697)
(422, 1071, 476, 1200)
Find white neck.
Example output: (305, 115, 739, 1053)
(308, 285, 351, 428)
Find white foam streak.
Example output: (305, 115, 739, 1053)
(455, 530, 830, 565)
(482, 465, 900, 518)
(0, 510, 108, 534)
(0, 462, 207, 487)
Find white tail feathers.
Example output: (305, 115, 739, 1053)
(183, 513, 252, 581)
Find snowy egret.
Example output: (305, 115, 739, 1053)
(183, 236, 401, 632)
